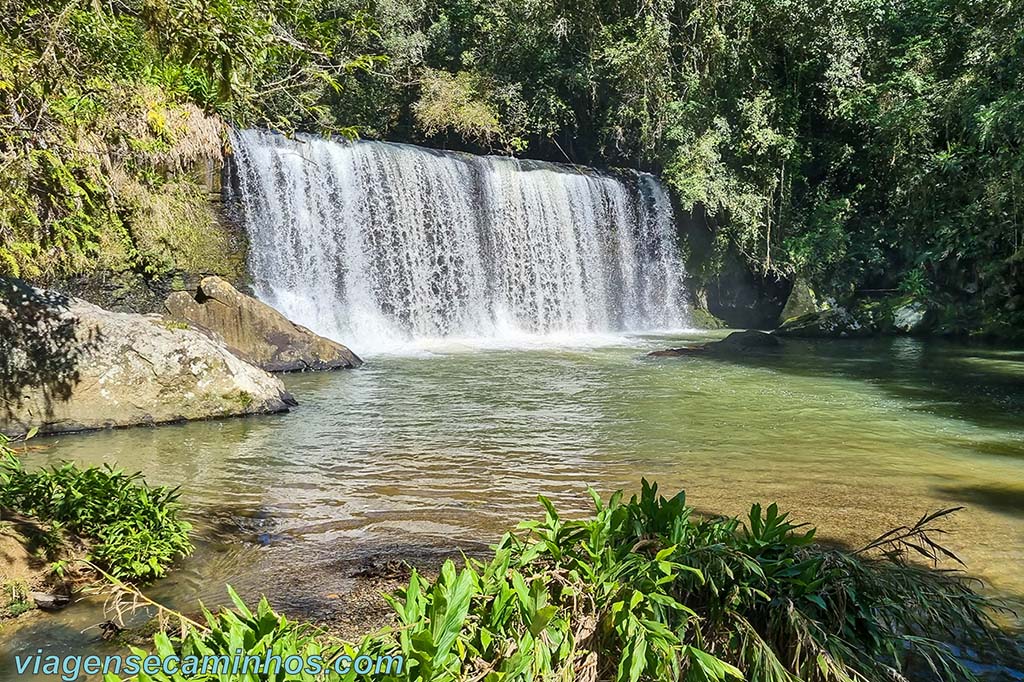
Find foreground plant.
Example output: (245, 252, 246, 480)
(111, 482, 1011, 681)
(0, 435, 192, 582)
(349, 483, 1008, 681)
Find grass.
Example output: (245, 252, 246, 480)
(1, 579, 33, 618)
(107, 481, 1013, 681)
(0, 435, 192, 582)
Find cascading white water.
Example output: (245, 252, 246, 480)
(230, 129, 688, 352)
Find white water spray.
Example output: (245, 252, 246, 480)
(230, 129, 688, 352)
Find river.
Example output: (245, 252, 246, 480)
(2, 331, 1023, 678)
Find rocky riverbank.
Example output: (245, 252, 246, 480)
(0, 277, 360, 437)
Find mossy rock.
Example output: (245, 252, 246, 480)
(776, 307, 871, 338)
(777, 295, 936, 337)
(688, 307, 729, 329)
(778, 277, 818, 325)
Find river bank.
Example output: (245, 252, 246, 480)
(3, 479, 1022, 681)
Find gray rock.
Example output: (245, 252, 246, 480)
(893, 300, 928, 333)
(1, 287, 297, 437)
(30, 592, 70, 610)
(164, 277, 361, 372)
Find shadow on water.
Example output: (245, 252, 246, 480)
(682, 335, 1024, 445)
(665, 334, 1024, 536)
(934, 484, 1024, 520)
(0, 278, 100, 428)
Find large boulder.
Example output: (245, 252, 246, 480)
(0, 281, 296, 436)
(892, 299, 930, 334)
(164, 277, 361, 372)
(778, 277, 819, 325)
(775, 306, 869, 338)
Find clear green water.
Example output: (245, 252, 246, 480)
(3, 332, 1024, 672)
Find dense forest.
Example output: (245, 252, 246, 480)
(1, 0, 1021, 334)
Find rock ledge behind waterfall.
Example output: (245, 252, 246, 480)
(164, 277, 362, 372)
(1, 285, 296, 436)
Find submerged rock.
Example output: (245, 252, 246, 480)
(164, 277, 362, 372)
(649, 330, 783, 357)
(648, 347, 697, 357)
(0, 283, 296, 436)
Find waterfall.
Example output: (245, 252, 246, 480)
(230, 129, 688, 352)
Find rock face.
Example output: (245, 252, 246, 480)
(700, 254, 792, 329)
(1, 283, 296, 437)
(164, 277, 361, 372)
(649, 330, 783, 357)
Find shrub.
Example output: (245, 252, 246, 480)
(0, 435, 192, 582)
(115, 482, 1010, 681)
(351, 483, 1007, 681)
(116, 587, 356, 682)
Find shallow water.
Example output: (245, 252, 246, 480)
(3, 332, 1024, 674)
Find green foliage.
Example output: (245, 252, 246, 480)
(1, 579, 34, 618)
(0, 435, 193, 582)
(360, 483, 1002, 681)
(413, 69, 501, 144)
(0, 0, 382, 281)
(117, 482, 1008, 681)
(2, 0, 1021, 333)
(108, 586, 366, 682)
(325, 0, 1023, 335)
(139, 0, 386, 130)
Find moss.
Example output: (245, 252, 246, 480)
(223, 390, 255, 409)
(162, 320, 189, 331)
(1, 72, 234, 285)
(120, 178, 243, 278)
(688, 306, 729, 329)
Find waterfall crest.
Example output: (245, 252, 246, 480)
(230, 130, 688, 351)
